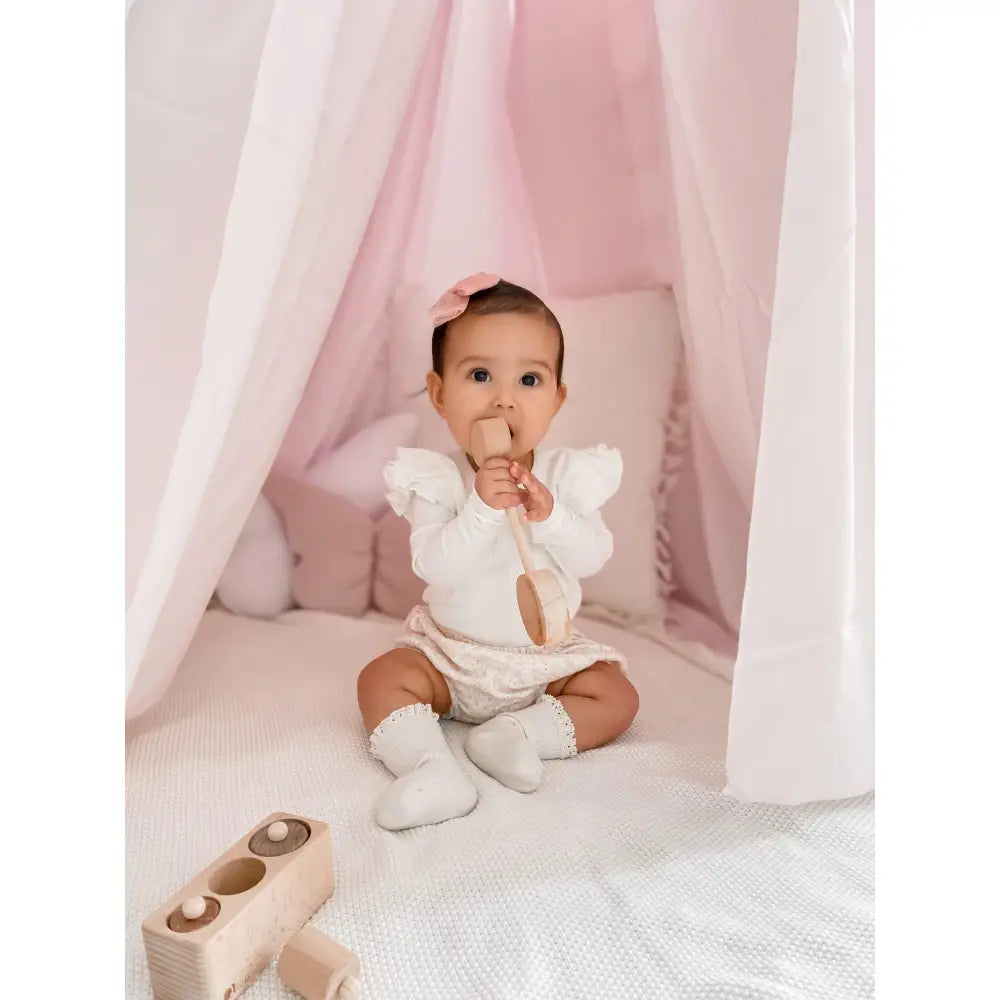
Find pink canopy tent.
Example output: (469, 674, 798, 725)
(125, 0, 872, 805)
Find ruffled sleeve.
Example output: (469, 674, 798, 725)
(547, 445, 623, 515)
(384, 447, 466, 519)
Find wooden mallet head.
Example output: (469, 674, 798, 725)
(469, 417, 570, 646)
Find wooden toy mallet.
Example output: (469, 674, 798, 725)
(469, 417, 570, 646)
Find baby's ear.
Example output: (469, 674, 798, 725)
(426, 370, 446, 415)
(555, 381, 568, 413)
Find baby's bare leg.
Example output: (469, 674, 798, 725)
(357, 647, 474, 832)
(544, 661, 639, 751)
(356, 647, 452, 732)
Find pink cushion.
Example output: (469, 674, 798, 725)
(262, 475, 373, 617)
(374, 510, 425, 618)
(262, 474, 423, 621)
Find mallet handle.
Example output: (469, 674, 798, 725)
(505, 505, 535, 574)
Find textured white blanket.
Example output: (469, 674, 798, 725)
(125, 609, 873, 999)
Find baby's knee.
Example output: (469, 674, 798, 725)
(357, 648, 436, 703)
(594, 662, 640, 729)
(358, 650, 411, 695)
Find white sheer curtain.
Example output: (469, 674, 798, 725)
(125, 0, 442, 717)
(726, 0, 874, 803)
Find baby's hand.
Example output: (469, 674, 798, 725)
(510, 462, 554, 522)
(475, 456, 522, 511)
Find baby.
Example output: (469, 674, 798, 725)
(357, 273, 639, 831)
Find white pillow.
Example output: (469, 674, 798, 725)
(386, 285, 683, 621)
(215, 495, 295, 618)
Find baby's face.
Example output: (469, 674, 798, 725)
(427, 311, 566, 462)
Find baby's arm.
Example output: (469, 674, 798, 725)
(408, 492, 507, 586)
(529, 502, 614, 579)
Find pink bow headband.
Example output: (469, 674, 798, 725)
(428, 272, 500, 326)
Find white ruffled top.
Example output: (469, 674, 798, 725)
(384, 445, 622, 647)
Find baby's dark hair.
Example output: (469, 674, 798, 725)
(431, 279, 565, 383)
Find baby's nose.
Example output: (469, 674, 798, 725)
(492, 386, 516, 408)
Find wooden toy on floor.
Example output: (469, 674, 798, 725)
(141, 811, 360, 1000)
(470, 417, 571, 646)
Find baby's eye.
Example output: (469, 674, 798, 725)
(520, 373, 542, 387)
(470, 368, 491, 383)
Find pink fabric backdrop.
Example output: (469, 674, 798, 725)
(399, 0, 543, 298)
(506, 0, 675, 298)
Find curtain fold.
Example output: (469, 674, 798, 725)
(725, 0, 874, 803)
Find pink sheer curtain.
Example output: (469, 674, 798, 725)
(654, 1, 799, 633)
(273, 4, 455, 476)
(275, 0, 544, 473)
(400, 0, 542, 298)
(506, 0, 674, 298)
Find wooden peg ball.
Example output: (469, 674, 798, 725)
(268, 821, 289, 842)
(181, 896, 207, 920)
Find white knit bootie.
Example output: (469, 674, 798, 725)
(465, 694, 577, 793)
(370, 704, 478, 830)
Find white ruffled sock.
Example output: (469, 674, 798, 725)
(465, 694, 578, 793)
(369, 704, 478, 831)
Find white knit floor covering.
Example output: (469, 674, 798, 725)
(125, 609, 874, 1000)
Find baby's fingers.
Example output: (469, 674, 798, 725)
(509, 462, 537, 492)
(488, 481, 520, 499)
(485, 471, 517, 488)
